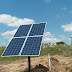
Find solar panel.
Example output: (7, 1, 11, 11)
(21, 36, 42, 55)
(2, 38, 25, 56)
(14, 24, 31, 37)
(1, 23, 46, 57)
(29, 23, 45, 36)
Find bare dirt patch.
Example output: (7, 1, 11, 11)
(0, 55, 72, 72)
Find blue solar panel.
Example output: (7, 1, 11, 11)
(21, 36, 42, 55)
(2, 23, 46, 57)
(14, 24, 31, 37)
(2, 38, 25, 56)
(29, 23, 46, 36)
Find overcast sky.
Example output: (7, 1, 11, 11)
(0, 0, 72, 46)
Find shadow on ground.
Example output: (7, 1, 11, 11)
(21, 64, 49, 72)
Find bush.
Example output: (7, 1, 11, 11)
(56, 42, 66, 45)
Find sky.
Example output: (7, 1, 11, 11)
(0, 0, 72, 46)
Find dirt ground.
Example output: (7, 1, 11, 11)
(0, 55, 72, 72)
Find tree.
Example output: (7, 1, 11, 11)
(56, 41, 66, 45)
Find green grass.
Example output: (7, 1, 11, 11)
(40, 45, 72, 57)
(0, 45, 72, 62)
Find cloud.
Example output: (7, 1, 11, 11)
(61, 22, 72, 32)
(44, 32, 54, 37)
(44, 0, 51, 3)
(42, 32, 68, 44)
(58, 35, 67, 40)
(0, 14, 35, 27)
(1, 29, 17, 42)
(42, 32, 61, 44)
(42, 37, 61, 44)
(2, 29, 17, 36)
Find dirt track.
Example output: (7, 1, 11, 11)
(0, 55, 72, 72)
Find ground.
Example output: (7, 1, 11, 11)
(0, 55, 72, 72)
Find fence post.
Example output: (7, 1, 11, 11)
(48, 53, 51, 71)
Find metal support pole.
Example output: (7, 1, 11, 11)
(48, 53, 51, 71)
(28, 56, 30, 72)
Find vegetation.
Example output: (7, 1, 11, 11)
(41, 44, 72, 57)
(0, 44, 72, 62)
(56, 41, 66, 45)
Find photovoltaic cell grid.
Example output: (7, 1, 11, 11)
(21, 37, 42, 55)
(14, 25, 31, 37)
(1, 23, 46, 57)
(2, 38, 25, 56)
(29, 23, 45, 36)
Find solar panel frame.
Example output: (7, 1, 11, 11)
(1, 22, 47, 57)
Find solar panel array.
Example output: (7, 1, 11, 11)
(2, 23, 46, 57)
